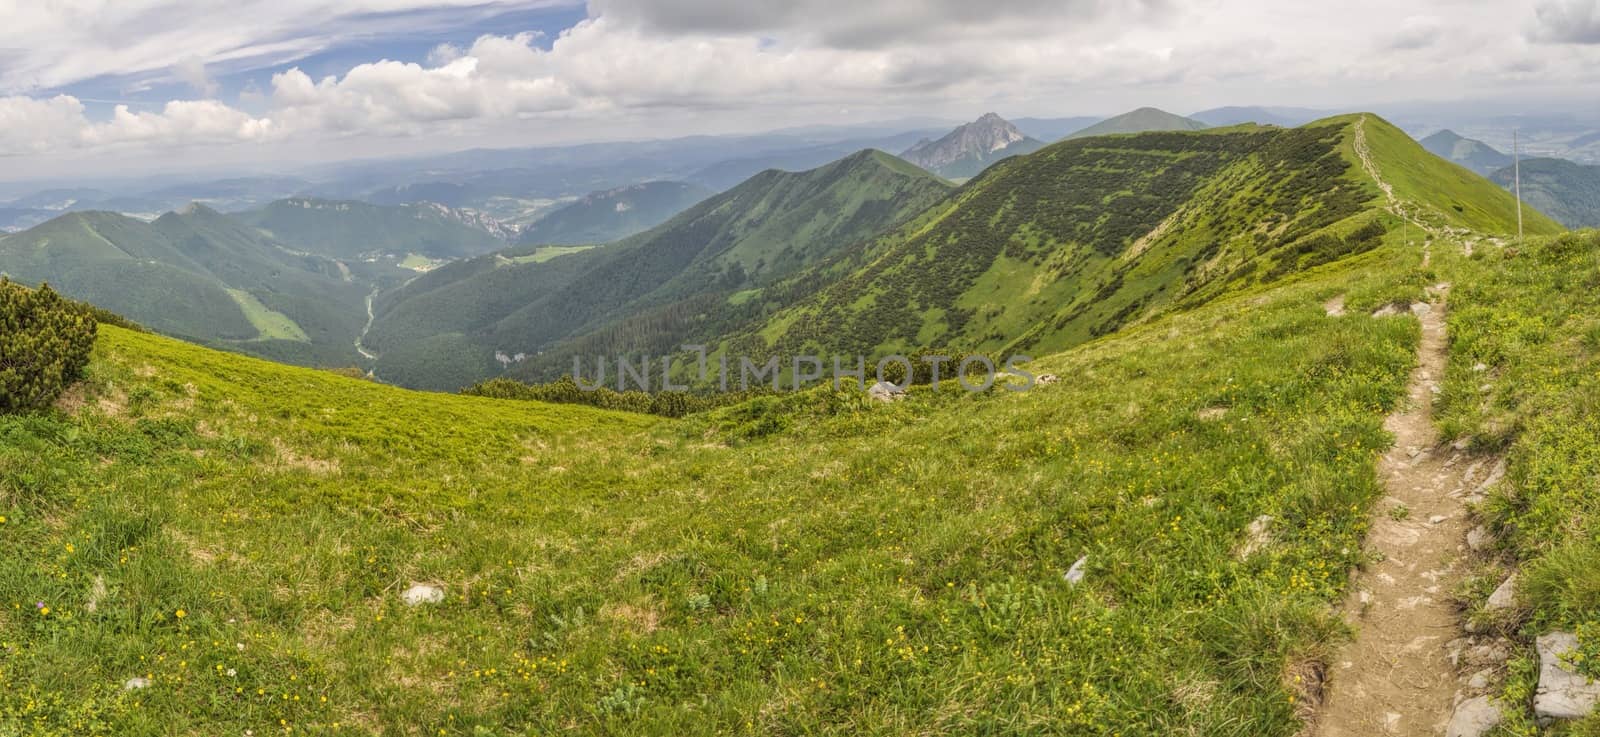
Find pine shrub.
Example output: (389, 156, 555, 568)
(0, 279, 97, 412)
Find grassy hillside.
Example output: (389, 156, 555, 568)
(1, 225, 1428, 733)
(0, 206, 371, 367)
(1489, 158, 1600, 228)
(242, 198, 506, 260)
(714, 115, 1558, 368)
(368, 150, 954, 390)
(1063, 107, 1207, 139)
(518, 182, 714, 246)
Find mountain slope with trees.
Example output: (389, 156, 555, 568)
(0, 204, 370, 365)
(517, 182, 714, 246)
(710, 115, 1557, 366)
(366, 149, 955, 389)
(240, 197, 508, 259)
(1490, 157, 1600, 228)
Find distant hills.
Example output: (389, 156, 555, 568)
(367, 149, 955, 389)
(0, 204, 369, 366)
(1420, 130, 1513, 175)
(1491, 157, 1600, 228)
(518, 182, 713, 246)
(240, 198, 507, 260)
(1012, 116, 1102, 142)
(1063, 107, 1208, 139)
(899, 114, 1046, 179)
(1189, 106, 1328, 128)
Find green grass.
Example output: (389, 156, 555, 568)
(1433, 229, 1600, 734)
(507, 245, 600, 264)
(225, 289, 310, 342)
(397, 254, 444, 272)
(0, 233, 1428, 735)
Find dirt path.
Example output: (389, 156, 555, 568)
(1312, 287, 1477, 737)
(1353, 116, 1438, 267)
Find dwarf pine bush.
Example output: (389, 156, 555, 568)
(0, 279, 97, 412)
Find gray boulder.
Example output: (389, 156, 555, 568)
(401, 583, 445, 606)
(867, 381, 907, 402)
(1446, 696, 1502, 737)
(1535, 631, 1600, 724)
(1485, 574, 1518, 611)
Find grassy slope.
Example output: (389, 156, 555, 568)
(0, 232, 1429, 735)
(1433, 230, 1600, 735)
(1349, 115, 1563, 237)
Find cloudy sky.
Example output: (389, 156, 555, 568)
(0, 0, 1597, 178)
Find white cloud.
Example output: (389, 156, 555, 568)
(1, 0, 1598, 164)
(1529, 0, 1600, 43)
(0, 0, 576, 93)
(173, 56, 219, 97)
(0, 95, 278, 155)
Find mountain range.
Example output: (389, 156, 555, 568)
(0, 204, 371, 366)
(1064, 107, 1208, 139)
(517, 182, 714, 246)
(1420, 130, 1513, 175)
(240, 198, 509, 260)
(366, 149, 954, 389)
(899, 113, 1046, 180)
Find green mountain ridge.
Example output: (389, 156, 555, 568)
(518, 181, 714, 246)
(0, 204, 371, 365)
(367, 149, 955, 389)
(7, 108, 1597, 736)
(709, 115, 1558, 366)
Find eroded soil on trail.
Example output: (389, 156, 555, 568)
(1313, 286, 1503, 736)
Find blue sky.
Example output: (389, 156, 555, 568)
(41, 4, 588, 120)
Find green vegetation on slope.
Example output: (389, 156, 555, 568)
(1435, 229, 1600, 734)
(713, 115, 1557, 371)
(731, 123, 1363, 361)
(1, 226, 1427, 733)
(1490, 158, 1600, 229)
(368, 149, 955, 390)
(0, 206, 370, 367)
(518, 182, 714, 246)
(0, 280, 96, 412)
(241, 198, 505, 260)
(1347, 115, 1563, 238)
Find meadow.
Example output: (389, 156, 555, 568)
(0, 231, 1435, 736)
